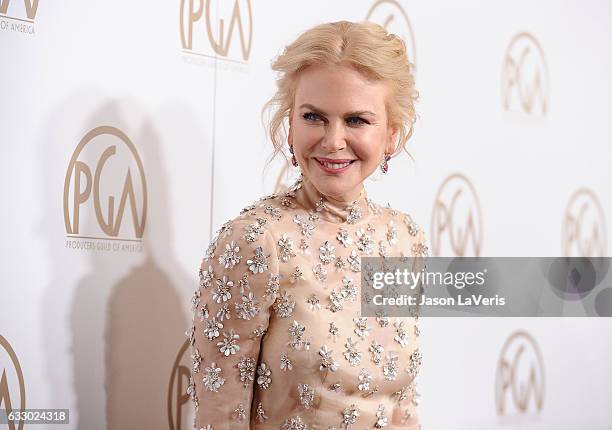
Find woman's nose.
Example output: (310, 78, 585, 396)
(320, 121, 347, 151)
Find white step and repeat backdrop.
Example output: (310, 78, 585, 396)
(1, 1, 611, 429)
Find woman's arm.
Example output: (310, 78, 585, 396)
(188, 218, 279, 429)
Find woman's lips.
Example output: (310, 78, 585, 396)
(313, 157, 356, 173)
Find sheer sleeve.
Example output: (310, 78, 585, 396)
(188, 217, 279, 429)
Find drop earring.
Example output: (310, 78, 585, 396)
(380, 153, 391, 173)
(289, 145, 299, 167)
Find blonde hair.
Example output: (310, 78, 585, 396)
(261, 20, 419, 168)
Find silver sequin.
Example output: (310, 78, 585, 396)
(369, 340, 384, 365)
(312, 263, 328, 282)
(244, 219, 265, 243)
(353, 317, 371, 339)
(247, 246, 270, 274)
(238, 273, 250, 294)
(264, 273, 281, 300)
(265, 205, 282, 221)
(290, 266, 305, 284)
(235, 292, 261, 320)
(347, 250, 361, 272)
(406, 348, 423, 378)
(394, 319, 410, 348)
(198, 303, 209, 321)
(355, 228, 374, 254)
(346, 201, 363, 224)
(280, 353, 293, 371)
(273, 290, 296, 318)
(212, 276, 233, 303)
(215, 303, 230, 321)
(232, 403, 247, 421)
(341, 277, 358, 302)
(343, 338, 362, 367)
(218, 240, 242, 269)
(327, 289, 344, 313)
(374, 404, 388, 428)
(256, 402, 268, 422)
(236, 356, 256, 387)
(386, 221, 399, 245)
(298, 383, 315, 409)
(319, 345, 339, 372)
(306, 294, 321, 311)
(199, 265, 214, 288)
(278, 233, 297, 262)
(412, 242, 429, 257)
(202, 362, 225, 392)
(337, 227, 353, 247)
(341, 404, 360, 428)
(403, 214, 420, 237)
(383, 352, 399, 381)
(319, 240, 336, 264)
(217, 329, 240, 356)
(191, 347, 202, 373)
(202, 317, 223, 341)
(191, 289, 201, 311)
(287, 320, 311, 350)
(282, 416, 309, 430)
(328, 322, 340, 342)
(256, 362, 272, 389)
(357, 368, 372, 391)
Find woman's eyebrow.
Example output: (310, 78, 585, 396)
(299, 103, 377, 117)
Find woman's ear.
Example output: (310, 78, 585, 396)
(386, 125, 399, 155)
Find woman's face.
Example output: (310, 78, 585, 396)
(288, 63, 397, 202)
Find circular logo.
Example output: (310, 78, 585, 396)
(180, 0, 253, 61)
(495, 330, 545, 417)
(562, 188, 607, 257)
(63, 126, 148, 241)
(501, 32, 550, 116)
(430, 173, 483, 256)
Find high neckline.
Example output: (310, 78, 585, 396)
(286, 173, 372, 225)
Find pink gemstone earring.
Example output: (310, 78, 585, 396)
(289, 145, 299, 167)
(380, 153, 391, 173)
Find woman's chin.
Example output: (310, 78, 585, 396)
(311, 177, 360, 200)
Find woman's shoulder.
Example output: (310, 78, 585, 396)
(376, 201, 429, 257)
(203, 191, 295, 261)
(376, 201, 423, 237)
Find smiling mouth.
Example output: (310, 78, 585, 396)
(314, 158, 356, 169)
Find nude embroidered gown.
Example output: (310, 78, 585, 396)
(187, 173, 429, 430)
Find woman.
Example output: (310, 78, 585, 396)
(187, 20, 428, 430)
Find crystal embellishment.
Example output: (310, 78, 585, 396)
(256, 362, 272, 389)
(202, 362, 225, 392)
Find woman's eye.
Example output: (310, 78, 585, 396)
(302, 112, 321, 121)
(347, 117, 367, 125)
